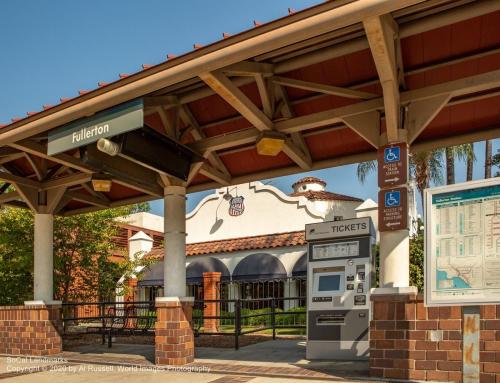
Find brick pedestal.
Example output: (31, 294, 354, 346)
(126, 278, 138, 301)
(155, 298, 194, 365)
(203, 272, 221, 332)
(0, 303, 62, 356)
(370, 292, 500, 382)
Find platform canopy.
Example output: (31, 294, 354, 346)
(0, 0, 499, 215)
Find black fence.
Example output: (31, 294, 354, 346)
(62, 296, 306, 350)
(61, 301, 156, 347)
(192, 296, 306, 350)
(186, 278, 307, 311)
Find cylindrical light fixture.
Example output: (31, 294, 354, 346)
(97, 138, 120, 156)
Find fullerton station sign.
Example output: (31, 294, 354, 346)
(47, 99, 144, 156)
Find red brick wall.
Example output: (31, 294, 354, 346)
(203, 272, 221, 332)
(155, 299, 194, 365)
(0, 304, 62, 356)
(370, 293, 500, 382)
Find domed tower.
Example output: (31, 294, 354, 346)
(290, 177, 363, 221)
(291, 177, 327, 193)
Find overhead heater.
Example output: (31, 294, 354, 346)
(83, 126, 201, 183)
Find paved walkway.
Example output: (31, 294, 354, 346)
(0, 340, 381, 382)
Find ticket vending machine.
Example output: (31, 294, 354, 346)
(305, 217, 375, 360)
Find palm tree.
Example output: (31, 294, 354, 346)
(356, 149, 443, 206)
(466, 143, 474, 181)
(445, 144, 475, 184)
(445, 147, 454, 185)
(485, 140, 493, 178)
(410, 150, 444, 204)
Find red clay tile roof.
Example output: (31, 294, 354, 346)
(147, 230, 305, 259)
(292, 177, 327, 188)
(289, 190, 363, 202)
(113, 225, 163, 249)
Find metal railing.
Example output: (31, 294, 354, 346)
(61, 301, 156, 347)
(192, 296, 306, 350)
(62, 296, 305, 350)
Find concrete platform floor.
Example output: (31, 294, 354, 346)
(56, 339, 372, 381)
(0, 355, 377, 383)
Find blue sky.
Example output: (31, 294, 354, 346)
(1, 1, 498, 215)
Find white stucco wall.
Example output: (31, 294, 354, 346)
(355, 198, 379, 242)
(186, 182, 324, 243)
(118, 212, 164, 232)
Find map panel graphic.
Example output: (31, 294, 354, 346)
(425, 181, 500, 306)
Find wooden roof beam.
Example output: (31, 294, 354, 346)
(200, 71, 311, 169)
(24, 153, 45, 181)
(255, 74, 274, 118)
(363, 14, 400, 143)
(66, 191, 110, 208)
(222, 61, 274, 77)
(274, 84, 312, 169)
(199, 163, 231, 186)
(42, 173, 92, 190)
(156, 106, 177, 139)
(200, 70, 273, 131)
(10, 140, 93, 174)
(273, 76, 378, 99)
(0, 171, 40, 189)
(0, 153, 25, 165)
(0, 191, 20, 204)
(283, 138, 312, 170)
(178, 103, 231, 185)
(190, 69, 500, 154)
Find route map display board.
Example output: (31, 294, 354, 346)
(424, 178, 500, 306)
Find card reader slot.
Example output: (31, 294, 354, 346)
(316, 314, 345, 325)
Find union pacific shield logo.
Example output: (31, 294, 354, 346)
(229, 196, 245, 216)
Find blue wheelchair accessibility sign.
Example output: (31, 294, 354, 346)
(385, 191, 400, 207)
(384, 146, 400, 163)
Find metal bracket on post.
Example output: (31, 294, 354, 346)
(271, 298, 276, 340)
(234, 299, 241, 351)
(463, 306, 480, 383)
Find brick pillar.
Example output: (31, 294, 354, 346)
(370, 292, 467, 382)
(126, 278, 138, 301)
(0, 303, 62, 356)
(155, 298, 194, 365)
(203, 272, 221, 332)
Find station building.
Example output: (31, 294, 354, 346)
(118, 176, 414, 306)
(1, 0, 499, 380)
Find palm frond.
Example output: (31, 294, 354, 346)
(454, 143, 476, 162)
(356, 160, 377, 184)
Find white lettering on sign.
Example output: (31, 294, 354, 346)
(306, 217, 373, 241)
(71, 124, 110, 144)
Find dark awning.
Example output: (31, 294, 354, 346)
(291, 252, 307, 278)
(232, 253, 287, 282)
(186, 257, 230, 285)
(137, 261, 163, 287)
(137, 257, 231, 287)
